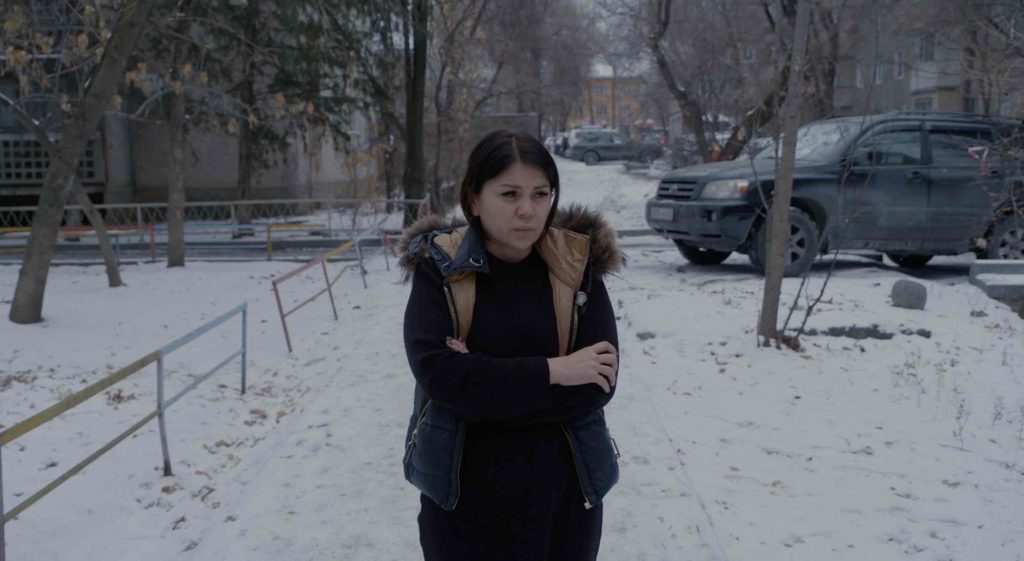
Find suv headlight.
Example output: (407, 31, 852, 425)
(701, 179, 750, 199)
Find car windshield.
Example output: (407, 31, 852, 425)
(755, 120, 863, 161)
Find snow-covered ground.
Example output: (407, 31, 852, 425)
(2, 156, 1023, 560)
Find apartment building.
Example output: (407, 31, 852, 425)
(834, 0, 1022, 117)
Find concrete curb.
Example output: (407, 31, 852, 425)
(969, 260, 1024, 302)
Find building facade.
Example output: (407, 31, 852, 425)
(834, 1, 1023, 117)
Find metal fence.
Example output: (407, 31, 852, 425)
(0, 304, 247, 561)
(271, 222, 391, 353)
(0, 197, 429, 229)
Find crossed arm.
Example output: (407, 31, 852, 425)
(403, 262, 619, 424)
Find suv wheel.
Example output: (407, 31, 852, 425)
(747, 207, 820, 277)
(674, 241, 732, 265)
(986, 214, 1024, 260)
(639, 151, 656, 165)
(583, 151, 600, 166)
(886, 253, 933, 268)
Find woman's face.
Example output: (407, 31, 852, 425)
(471, 161, 553, 263)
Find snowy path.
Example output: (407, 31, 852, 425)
(4, 158, 1024, 560)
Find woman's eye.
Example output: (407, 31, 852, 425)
(502, 192, 517, 198)
(534, 191, 550, 198)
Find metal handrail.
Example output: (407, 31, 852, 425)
(0, 304, 248, 561)
(270, 222, 389, 353)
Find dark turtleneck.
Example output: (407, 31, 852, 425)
(403, 247, 617, 425)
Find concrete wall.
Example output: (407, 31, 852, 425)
(100, 110, 379, 204)
(296, 111, 381, 201)
(101, 113, 134, 204)
(471, 113, 541, 143)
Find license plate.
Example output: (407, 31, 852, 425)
(650, 206, 674, 221)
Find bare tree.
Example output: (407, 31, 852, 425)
(429, 0, 489, 209)
(758, 0, 811, 345)
(166, 0, 196, 268)
(0, 92, 124, 288)
(9, 0, 159, 324)
(403, 0, 430, 223)
(646, 0, 716, 161)
(640, 0, 844, 163)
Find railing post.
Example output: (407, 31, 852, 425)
(157, 356, 173, 476)
(321, 259, 339, 320)
(266, 225, 273, 261)
(379, 225, 390, 271)
(355, 238, 367, 289)
(241, 304, 248, 395)
(1, 443, 7, 561)
(273, 282, 293, 353)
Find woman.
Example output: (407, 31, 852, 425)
(399, 130, 622, 561)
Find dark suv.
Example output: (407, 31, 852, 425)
(566, 129, 663, 165)
(646, 112, 1024, 276)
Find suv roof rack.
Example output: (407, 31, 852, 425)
(827, 111, 1023, 127)
(886, 110, 1022, 124)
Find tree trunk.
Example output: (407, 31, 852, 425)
(167, 1, 194, 267)
(403, 0, 429, 225)
(168, 87, 187, 267)
(715, 63, 790, 162)
(9, 0, 157, 324)
(647, 0, 712, 161)
(758, 0, 811, 345)
(0, 89, 123, 288)
(72, 179, 123, 287)
(235, 0, 259, 224)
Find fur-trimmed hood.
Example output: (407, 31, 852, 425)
(398, 204, 623, 280)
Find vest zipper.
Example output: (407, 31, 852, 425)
(443, 283, 459, 339)
(442, 282, 464, 509)
(560, 423, 594, 510)
(404, 401, 432, 464)
(568, 304, 580, 353)
(452, 438, 463, 509)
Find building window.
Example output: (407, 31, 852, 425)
(915, 33, 935, 62)
(1000, 100, 1012, 116)
(894, 51, 905, 79)
(621, 105, 631, 120)
(963, 96, 977, 113)
(913, 97, 933, 111)
(596, 104, 608, 118)
(594, 84, 606, 96)
(856, 63, 865, 89)
(874, 61, 885, 84)
(741, 45, 756, 64)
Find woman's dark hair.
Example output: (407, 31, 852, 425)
(459, 130, 560, 232)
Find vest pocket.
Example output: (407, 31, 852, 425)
(404, 401, 432, 464)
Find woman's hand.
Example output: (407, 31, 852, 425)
(547, 341, 618, 393)
(446, 337, 469, 353)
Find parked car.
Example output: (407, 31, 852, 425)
(554, 132, 569, 155)
(637, 130, 669, 159)
(565, 129, 664, 165)
(646, 111, 1024, 276)
(543, 135, 559, 154)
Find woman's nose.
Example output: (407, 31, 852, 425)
(516, 200, 534, 218)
